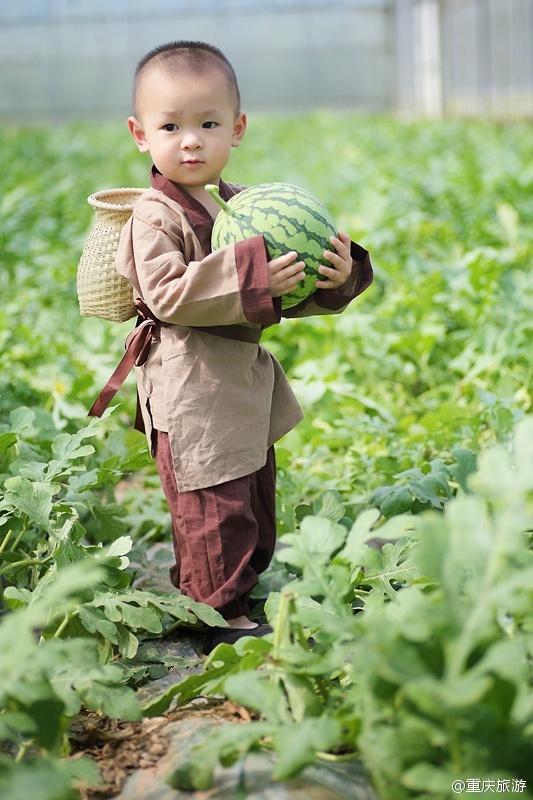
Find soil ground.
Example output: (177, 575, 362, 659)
(70, 698, 252, 799)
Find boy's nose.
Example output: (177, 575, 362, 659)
(181, 132, 202, 149)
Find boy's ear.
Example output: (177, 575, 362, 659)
(231, 112, 247, 148)
(127, 116, 149, 153)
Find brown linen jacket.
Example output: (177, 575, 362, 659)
(110, 166, 373, 492)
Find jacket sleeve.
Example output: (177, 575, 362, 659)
(280, 241, 373, 319)
(123, 201, 280, 327)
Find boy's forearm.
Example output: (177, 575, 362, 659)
(126, 212, 279, 327)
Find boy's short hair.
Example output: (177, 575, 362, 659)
(133, 40, 241, 117)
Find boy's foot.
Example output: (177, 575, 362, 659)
(202, 623, 273, 655)
(225, 614, 259, 629)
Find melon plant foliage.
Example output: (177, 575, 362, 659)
(165, 417, 533, 796)
(0, 408, 226, 798)
(0, 115, 532, 798)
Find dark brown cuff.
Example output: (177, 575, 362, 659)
(312, 240, 373, 311)
(234, 235, 280, 324)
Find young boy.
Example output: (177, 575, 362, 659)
(91, 40, 373, 654)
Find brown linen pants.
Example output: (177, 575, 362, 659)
(152, 430, 277, 619)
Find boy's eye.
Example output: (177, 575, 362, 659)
(162, 123, 178, 132)
(202, 121, 218, 129)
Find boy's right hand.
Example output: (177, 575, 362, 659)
(268, 251, 306, 298)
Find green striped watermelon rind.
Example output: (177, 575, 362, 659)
(211, 183, 337, 310)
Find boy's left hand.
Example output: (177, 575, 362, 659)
(315, 232, 353, 289)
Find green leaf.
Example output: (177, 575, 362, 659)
(496, 201, 519, 245)
(115, 624, 139, 659)
(0, 432, 17, 453)
(272, 717, 342, 779)
(119, 604, 162, 634)
(78, 607, 118, 642)
(449, 447, 477, 493)
(440, 674, 492, 708)
(51, 432, 95, 461)
(83, 682, 141, 721)
(414, 514, 449, 583)
(337, 508, 382, 564)
(142, 644, 243, 717)
(184, 598, 228, 627)
(0, 758, 78, 800)
(0, 562, 105, 637)
(476, 638, 529, 688)
(295, 503, 313, 522)
(59, 756, 101, 789)
(0, 710, 38, 740)
(281, 673, 323, 721)
(25, 697, 66, 749)
(105, 536, 133, 557)
(2, 476, 55, 531)
(224, 671, 290, 723)
(402, 762, 454, 793)
(3, 586, 32, 609)
(87, 503, 129, 542)
(409, 478, 447, 509)
(8, 406, 36, 435)
(514, 416, 533, 492)
(299, 516, 347, 561)
(167, 721, 274, 791)
(312, 490, 345, 521)
(373, 485, 413, 517)
(446, 496, 493, 575)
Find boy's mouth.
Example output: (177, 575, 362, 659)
(182, 159, 204, 166)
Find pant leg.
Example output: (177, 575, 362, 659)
(249, 445, 277, 575)
(152, 430, 191, 590)
(152, 430, 274, 619)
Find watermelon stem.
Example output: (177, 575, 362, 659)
(205, 184, 234, 215)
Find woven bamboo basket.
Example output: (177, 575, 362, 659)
(77, 188, 146, 322)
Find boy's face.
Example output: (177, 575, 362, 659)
(128, 68, 246, 187)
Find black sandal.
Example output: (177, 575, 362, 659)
(202, 623, 273, 655)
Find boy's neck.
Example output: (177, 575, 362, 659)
(182, 182, 222, 220)
(150, 166, 223, 221)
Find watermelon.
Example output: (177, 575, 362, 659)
(205, 182, 337, 309)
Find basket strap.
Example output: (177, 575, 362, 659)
(87, 299, 159, 420)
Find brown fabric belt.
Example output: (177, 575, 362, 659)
(87, 299, 262, 427)
(194, 324, 261, 344)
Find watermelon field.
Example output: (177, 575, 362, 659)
(1, 114, 532, 799)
